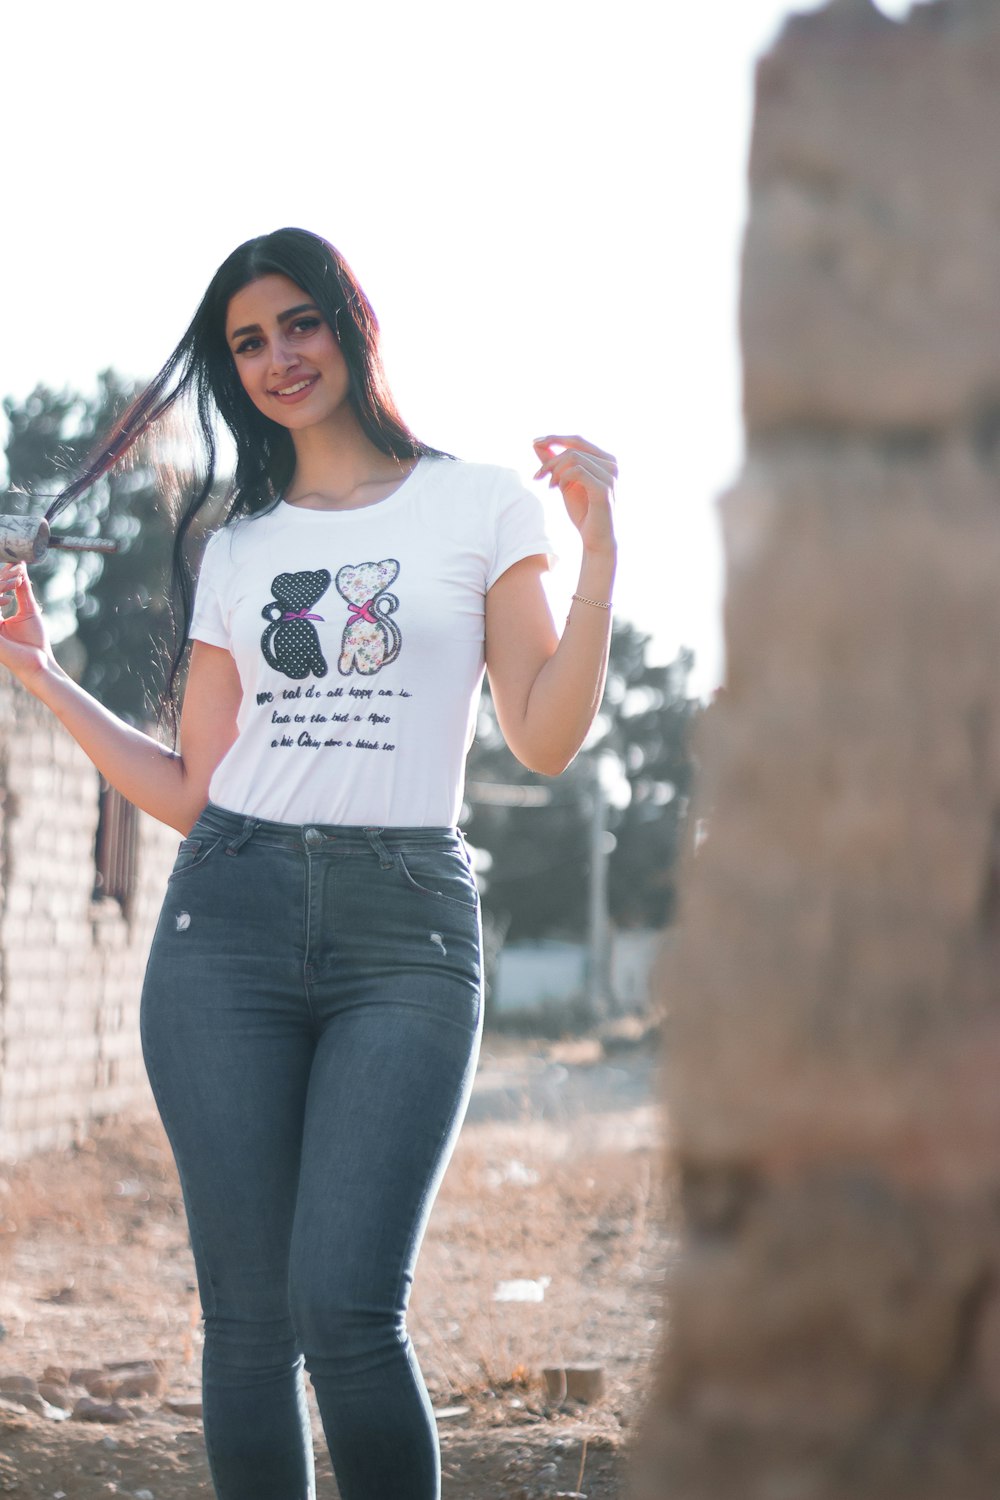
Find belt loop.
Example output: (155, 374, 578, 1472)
(364, 826, 393, 870)
(225, 817, 258, 856)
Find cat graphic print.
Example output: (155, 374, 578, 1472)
(259, 561, 402, 681)
(336, 559, 402, 676)
(260, 569, 331, 680)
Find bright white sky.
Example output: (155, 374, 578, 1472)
(4, 0, 912, 696)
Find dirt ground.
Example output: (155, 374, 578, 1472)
(0, 1023, 668, 1499)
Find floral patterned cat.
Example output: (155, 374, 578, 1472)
(335, 559, 402, 676)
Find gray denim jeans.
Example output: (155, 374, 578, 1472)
(140, 801, 483, 1500)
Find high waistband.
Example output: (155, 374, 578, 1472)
(195, 801, 465, 855)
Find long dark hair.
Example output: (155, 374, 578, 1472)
(46, 227, 448, 734)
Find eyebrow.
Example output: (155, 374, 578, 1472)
(229, 303, 321, 340)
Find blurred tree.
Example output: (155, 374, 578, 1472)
(3, 373, 189, 724)
(605, 635, 697, 929)
(465, 621, 698, 940)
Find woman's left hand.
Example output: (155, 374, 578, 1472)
(532, 435, 617, 557)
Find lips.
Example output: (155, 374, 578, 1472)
(269, 374, 320, 403)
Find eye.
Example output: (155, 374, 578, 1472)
(290, 316, 322, 335)
(234, 335, 263, 355)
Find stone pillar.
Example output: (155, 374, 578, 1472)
(635, 1, 1000, 1496)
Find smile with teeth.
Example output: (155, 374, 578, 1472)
(272, 375, 318, 396)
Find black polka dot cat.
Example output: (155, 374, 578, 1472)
(260, 570, 331, 680)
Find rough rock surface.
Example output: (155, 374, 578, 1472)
(635, 2, 1000, 1497)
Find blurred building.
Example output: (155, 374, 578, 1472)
(492, 927, 664, 1017)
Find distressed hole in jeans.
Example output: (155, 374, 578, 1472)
(429, 931, 447, 956)
(175, 912, 191, 932)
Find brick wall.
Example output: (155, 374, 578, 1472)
(0, 675, 177, 1161)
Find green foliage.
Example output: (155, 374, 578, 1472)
(465, 621, 698, 940)
(605, 635, 697, 929)
(3, 373, 178, 724)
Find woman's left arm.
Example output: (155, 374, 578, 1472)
(485, 434, 617, 777)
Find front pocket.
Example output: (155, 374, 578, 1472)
(168, 834, 223, 880)
(394, 848, 479, 910)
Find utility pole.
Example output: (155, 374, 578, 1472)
(586, 760, 613, 1019)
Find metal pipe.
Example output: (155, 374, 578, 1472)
(0, 515, 119, 563)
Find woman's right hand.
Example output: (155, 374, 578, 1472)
(0, 562, 59, 685)
(0, 564, 242, 834)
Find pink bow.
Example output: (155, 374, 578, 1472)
(347, 598, 378, 626)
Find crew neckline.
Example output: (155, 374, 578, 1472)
(278, 455, 430, 518)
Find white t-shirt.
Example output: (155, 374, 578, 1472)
(188, 456, 554, 826)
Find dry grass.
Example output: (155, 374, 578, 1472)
(0, 1032, 667, 1497)
(410, 1035, 667, 1436)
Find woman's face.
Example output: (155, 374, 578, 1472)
(225, 273, 351, 430)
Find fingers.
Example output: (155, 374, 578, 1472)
(0, 562, 37, 617)
(533, 433, 617, 464)
(533, 433, 615, 460)
(534, 449, 616, 493)
(0, 561, 30, 593)
(0, 562, 21, 596)
(532, 435, 618, 485)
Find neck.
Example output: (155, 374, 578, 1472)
(285, 409, 412, 509)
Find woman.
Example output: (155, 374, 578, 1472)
(0, 228, 617, 1500)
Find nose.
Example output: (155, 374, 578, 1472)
(267, 333, 300, 379)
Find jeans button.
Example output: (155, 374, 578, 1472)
(304, 828, 322, 847)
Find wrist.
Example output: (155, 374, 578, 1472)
(569, 591, 613, 613)
(576, 548, 616, 598)
(21, 653, 68, 697)
(581, 537, 617, 565)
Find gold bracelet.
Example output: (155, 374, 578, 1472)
(570, 593, 613, 611)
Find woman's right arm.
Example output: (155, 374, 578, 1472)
(0, 561, 240, 835)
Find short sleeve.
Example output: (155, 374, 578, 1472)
(487, 469, 557, 590)
(188, 530, 231, 649)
